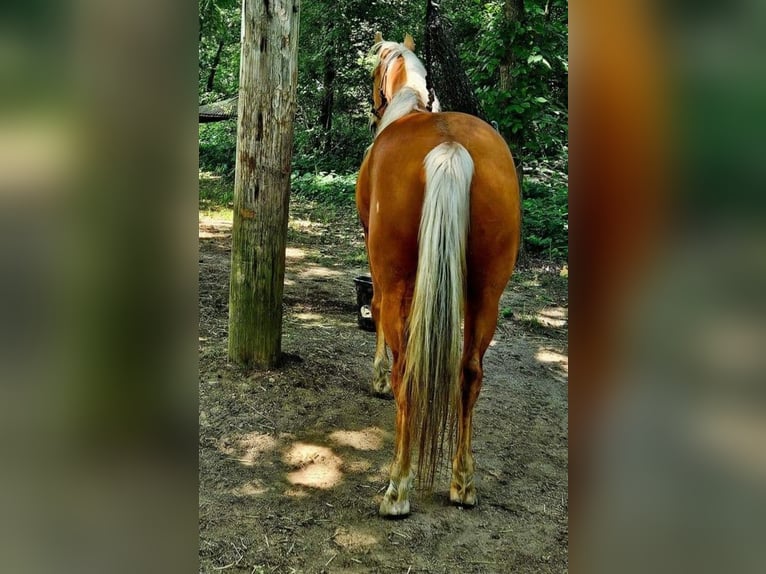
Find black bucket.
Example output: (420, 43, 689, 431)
(353, 275, 376, 331)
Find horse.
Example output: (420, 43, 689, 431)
(356, 32, 521, 516)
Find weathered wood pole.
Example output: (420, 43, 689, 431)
(228, 0, 300, 368)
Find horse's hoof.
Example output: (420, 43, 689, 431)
(379, 496, 410, 517)
(379, 474, 414, 517)
(449, 482, 477, 507)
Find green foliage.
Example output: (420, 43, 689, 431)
(198, 0, 569, 260)
(198, 0, 240, 100)
(199, 173, 233, 209)
(199, 122, 237, 176)
(292, 115, 370, 174)
(293, 0, 424, 172)
(291, 172, 357, 206)
(521, 160, 568, 258)
(439, 0, 569, 259)
(445, 0, 568, 163)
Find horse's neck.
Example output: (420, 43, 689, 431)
(376, 88, 427, 137)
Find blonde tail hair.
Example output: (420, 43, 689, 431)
(403, 142, 472, 490)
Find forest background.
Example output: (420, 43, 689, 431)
(198, 0, 568, 259)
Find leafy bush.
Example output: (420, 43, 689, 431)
(521, 161, 568, 259)
(292, 114, 370, 174)
(199, 116, 369, 179)
(447, 0, 568, 164)
(290, 171, 357, 206)
(199, 122, 237, 176)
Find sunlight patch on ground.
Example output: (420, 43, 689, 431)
(199, 213, 232, 238)
(295, 312, 324, 322)
(231, 479, 269, 497)
(292, 317, 357, 331)
(298, 266, 343, 279)
(289, 312, 356, 331)
(333, 526, 379, 550)
(536, 306, 568, 328)
(199, 223, 231, 239)
(289, 218, 325, 236)
(284, 486, 309, 498)
(329, 427, 388, 451)
(535, 348, 569, 372)
(539, 306, 567, 319)
(286, 247, 306, 260)
(284, 443, 343, 489)
(218, 432, 278, 467)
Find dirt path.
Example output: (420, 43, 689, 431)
(199, 198, 568, 573)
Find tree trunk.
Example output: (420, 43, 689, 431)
(501, 0, 526, 258)
(228, 0, 301, 369)
(206, 39, 226, 93)
(424, 0, 486, 120)
(319, 29, 336, 151)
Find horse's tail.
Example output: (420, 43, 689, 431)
(403, 141, 472, 490)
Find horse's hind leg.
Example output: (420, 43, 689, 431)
(380, 363, 415, 516)
(450, 294, 501, 507)
(450, 351, 482, 506)
(371, 286, 391, 396)
(378, 290, 414, 516)
(372, 313, 391, 397)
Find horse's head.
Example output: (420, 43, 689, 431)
(369, 32, 417, 135)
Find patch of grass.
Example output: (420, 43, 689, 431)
(199, 206, 233, 221)
(199, 172, 233, 210)
(200, 169, 552, 276)
(199, 170, 359, 213)
(517, 315, 557, 335)
(343, 251, 369, 267)
(503, 308, 563, 336)
(291, 171, 357, 207)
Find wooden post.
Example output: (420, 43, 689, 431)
(228, 0, 301, 368)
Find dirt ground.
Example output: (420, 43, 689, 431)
(199, 196, 568, 573)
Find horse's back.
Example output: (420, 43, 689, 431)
(361, 112, 520, 291)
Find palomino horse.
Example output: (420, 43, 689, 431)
(356, 33, 521, 516)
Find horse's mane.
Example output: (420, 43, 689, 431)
(372, 41, 436, 137)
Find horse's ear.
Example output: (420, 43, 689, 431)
(374, 31, 383, 44)
(403, 33, 415, 51)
